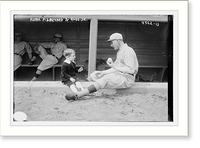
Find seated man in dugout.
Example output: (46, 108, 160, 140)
(14, 33, 37, 71)
(31, 33, 68, 81)
(65, 32, 139, 101)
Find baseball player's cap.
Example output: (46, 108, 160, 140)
(54, 33, 62, 38)
(107, 33, 123, 42)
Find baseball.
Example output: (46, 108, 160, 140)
(107, 58, 112, 62)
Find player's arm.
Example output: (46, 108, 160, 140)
(57, 43, 68, 58)
(76, 67, 83, 73)
(112, 63, 134, 74)
(34, 42, 55, 52)
(115, 65, 138, 76)
(108, 51, 136, 74)
(92, 68, 116, 78)
(101, 67, 116, 75)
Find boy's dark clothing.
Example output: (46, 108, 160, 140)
(61, 61, 79, 86)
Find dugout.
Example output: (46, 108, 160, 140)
(13, 14, 173, 82)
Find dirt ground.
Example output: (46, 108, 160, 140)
(14, 87, 168, 122)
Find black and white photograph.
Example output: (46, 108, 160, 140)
(12, 13, 172, 123)
(0, 0, 189, 137)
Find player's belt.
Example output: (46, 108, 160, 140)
(129, 73, 134, 76)
(50, 54, 59, 60)
(120, 71, 134, 76)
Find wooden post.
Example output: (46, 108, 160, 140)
(88, 18, 98, 75)
(52, 66, 55, 81)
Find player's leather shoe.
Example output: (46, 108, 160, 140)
(65, 88, 79, 101)
(65, 94, 78, 101)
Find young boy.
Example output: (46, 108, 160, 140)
(61, 48, 84, 92)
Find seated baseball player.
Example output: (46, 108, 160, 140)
(30, 33, 67, 81)
(65, 32, 139, 101)
(61, 48, 84, 93)
(14, 33, 37, 71)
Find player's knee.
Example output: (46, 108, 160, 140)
(89, 72, 98, 79)
(101, 74, 109, 81)
(38, 45, 43, 50)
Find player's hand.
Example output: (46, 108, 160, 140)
(28, 60, 34, 65)
(70, 78, 76, 82)
(106, 58, 114, 67)
(78, 67, 83, 72)
(94, 71, 104, 78)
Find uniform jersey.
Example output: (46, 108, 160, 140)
(38, 42, 67, 59)
(14, 41, 32, 57)
(14, 41, 32, 71)
(90, 43, 139, 89)
(115, 43, 139, 74)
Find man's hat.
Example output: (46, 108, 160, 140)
(54, 33, 62, 38)
(107, 33, 123, 42)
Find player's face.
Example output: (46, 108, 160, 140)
(110, 40, 120, 50)
(54, 37, 61, 43)
(15, 36, 22, 42)
(69, 52, 76, 61)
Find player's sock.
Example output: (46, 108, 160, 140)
(31, 70, 42, 81)
(31, 73, 40, 81)
(31, 76, 38, 81)
(76, 89, 90, 98)
(88, 82, 101, 93)
(75, 81, 84, 91)
(70, 84, 78, 93)
(76, 82, 100, 98)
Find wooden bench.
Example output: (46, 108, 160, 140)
(17, 64, 167, 82)
(16, 49, 168, 82)
(138, 65, 167, 82)
(19, 64, 84, 81)
(104, 64, 167, 82)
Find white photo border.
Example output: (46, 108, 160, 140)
(1, 1, 188, 136)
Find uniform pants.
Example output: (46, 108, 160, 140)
(89, 71, 135, 89)
(14, 54, 22, 71)
(37, 46, 58, 71)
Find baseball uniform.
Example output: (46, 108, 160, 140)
(90, 43, 139, 89)
(14, 41, 32, 71)
(37, 42, 67, 71)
